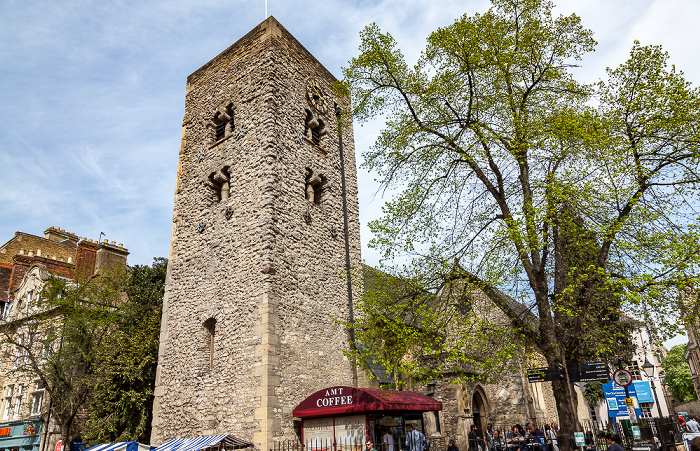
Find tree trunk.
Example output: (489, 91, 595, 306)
(551, 378, 581, 451)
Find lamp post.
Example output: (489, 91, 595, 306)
(642, 357, 658, 418)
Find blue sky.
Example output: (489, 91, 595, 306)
(1, 0, 697, 346)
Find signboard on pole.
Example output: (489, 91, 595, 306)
(632, 426, 641, 439)
(604, 380, 643, 419)
(627, 405, 638, 422)
(54, 441, 63, 451)
(575, 433, 585, 446)
(613, 369, 633, 387)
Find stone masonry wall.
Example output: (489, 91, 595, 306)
(151, 17, 361, 451)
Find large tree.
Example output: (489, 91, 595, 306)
(661, 344, 697, 403)
(84, 258, 167, 444)
(341, 0, 700, 440)
(0, 269, 126, 449)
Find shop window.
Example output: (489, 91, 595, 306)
(31, 381, 44, 415)
(203, 318, 216, 371)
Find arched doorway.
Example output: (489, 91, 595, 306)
(472, 390, 487, 438)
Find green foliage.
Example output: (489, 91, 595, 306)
(350, 266, 521, 388)
(583, 381, 605, 407)
(342, 0, 700, 437)
(84, 258, 167, 444)
(661, 344, 697, 402)
(0, 267, 128, 445)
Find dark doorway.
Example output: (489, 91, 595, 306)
(473, 391, 486, 438)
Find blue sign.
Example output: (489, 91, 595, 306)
(603, 379, 642, 419)
(607, 398, 619, 411)
(633, 381, 655, 403)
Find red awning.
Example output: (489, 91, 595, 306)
(293, 386, 442, 418)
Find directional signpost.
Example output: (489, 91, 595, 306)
(527, 362, 610, 383)
(527, 364, 565, 382)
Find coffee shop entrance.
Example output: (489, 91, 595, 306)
(293, 386, 442, 451)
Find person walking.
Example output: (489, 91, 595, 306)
(543, 425, 558, 451)
(605, 434, 623, 451)
(525, 423, 546, 451)
(469, 425, 483, 451)
(448, 440, 459, 451)
(688, 417, 700, 433)
(506, 426, 524, 451)
(383, 430, 394, 451)
(406, 423, 427, 451)
(492, 430, 505, 451)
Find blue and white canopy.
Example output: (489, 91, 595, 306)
(86, 442, 153, 451)
(154, 435, 253, 451)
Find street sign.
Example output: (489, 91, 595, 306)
(579, 362, 610, 381)
(613, 368, 633, 387)
(627, 405, 638, 422)
(632, 426, 641, 439)
(54, 441, 63, 451)
(625, 397, 634, 407)
(527, 365, 565, 382)
(575, 433, 585, 446)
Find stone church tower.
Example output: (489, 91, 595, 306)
(151, 17, 361, 450)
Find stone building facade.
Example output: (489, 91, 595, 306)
(150, 16, 362, 451)
(0, 227, 128, 451)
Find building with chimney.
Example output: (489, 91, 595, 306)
(0, 226, 128, 451)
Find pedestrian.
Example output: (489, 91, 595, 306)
(584, 432, 595, 451)
(679, 415, 688, 430)
(485, 424, 495, 451)
(525, 423, 546, 451)
(492, 430, 505, 451)
(688, 417, 700, 433)
(506, 426, 523, 451)
(469, 424, 482, 451)
(544, 425, 558, 451)
(405, 423, 427, 451)
(367, 440, 378, 451)
(605, 434, 623, 451)
(448, 440, 459, 451)
(691, 437, 700, 451)
(383, 429, 394, 451)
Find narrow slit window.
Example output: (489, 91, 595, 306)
(203, 318, 216, 371)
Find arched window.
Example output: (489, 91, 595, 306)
(203, 318, 216, 371)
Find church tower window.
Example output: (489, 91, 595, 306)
(203, 318, 216, 371)
(304, 108, 326, 146)
(209, 104, 235, 143)
(305, 169, 325, 205)
(209, 167, 231, 203)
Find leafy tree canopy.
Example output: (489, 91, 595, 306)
(340, 0, 700, 438)
(661, 344, 697, 403)
(84, 257, 167, 444)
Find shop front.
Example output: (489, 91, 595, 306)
(0, 419, 42, 451)
(293, 387, 442, 451)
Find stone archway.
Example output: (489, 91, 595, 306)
(472, 386, 489, 439)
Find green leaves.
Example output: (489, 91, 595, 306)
(84, 258, 167, 444)
(661, 344, 697, 402)
(342, 0, 700, 437)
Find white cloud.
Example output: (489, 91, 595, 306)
(0, 0, 697, 288)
